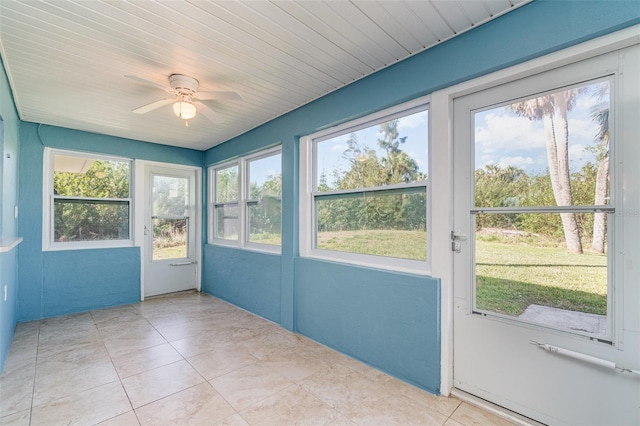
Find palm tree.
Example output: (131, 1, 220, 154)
(510, 89, 583, 253)
(591, 99, 609, 253)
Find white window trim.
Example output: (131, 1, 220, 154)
(43, 148, 134, 251)
(209, 146, 282, 254)
(300, 96, 431, 275)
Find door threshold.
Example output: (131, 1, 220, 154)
(450, 389, 545, 426)
(144, 289, 199, 300)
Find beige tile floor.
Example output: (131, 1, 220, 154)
(0, 292, 515, 426)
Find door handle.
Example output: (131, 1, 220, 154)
(451, 230, 467, 241)
(169, 261, 197, 266)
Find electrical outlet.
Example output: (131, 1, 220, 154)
(3, 285, 7, 302)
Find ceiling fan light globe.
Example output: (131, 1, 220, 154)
(173, 101, 196, 120)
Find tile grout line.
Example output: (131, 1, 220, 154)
(27, 321, 42, 426)
(91, 308, 140, 425)
(142, 297, 250, 425)
(119, 299, 211, 422)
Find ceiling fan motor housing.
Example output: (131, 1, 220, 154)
(169, 74, 199, 95)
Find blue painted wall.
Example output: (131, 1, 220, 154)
(17, 123, 203, 321)
(0, 52, 21, 373)
(0, 250, 18, 372)
(203, 245, 281, 323)
(42, 249, 141, 317)
(296, 259, 441, 392)
(203, 1, 640, 393)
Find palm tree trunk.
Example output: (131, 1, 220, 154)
(592, 154, 609, 253)
(545, 92, 583, 254)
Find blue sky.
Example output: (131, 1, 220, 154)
(316, 109, 429, 187)
(254, 80, 607, 190)
(248, 152, 281, 188)
(474, 81, 609, 176)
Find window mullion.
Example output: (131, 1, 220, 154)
(239, 159, 247, 248)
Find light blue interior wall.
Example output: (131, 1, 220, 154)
(17, 123, 204, 321)
(203, 245, 281, 323)
(1, 58, 19, 240)
(203, 1, 640, 394)
(0, 53, 21, 372)
(296, 259, 441, 392)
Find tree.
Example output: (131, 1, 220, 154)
(510, 89, 584, 253)
(475, 165, 529, 230)
(318, 121, 427, 234)
(53, 160, 130, 242)
(377, 120, 423, 183)
(590, 86, 610, 253)
(248, 173, 282, 239)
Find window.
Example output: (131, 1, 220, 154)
(44, 149, 133, 250)
(246, 152, 282, 246)
(209, 147, 282, 252)
(213, 163, 239, 241)
(300, 98, 430, 273)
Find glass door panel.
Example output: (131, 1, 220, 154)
(472, 79, 612, 340)
(151, 175, 189, 261)
(474, 212, 609, 338)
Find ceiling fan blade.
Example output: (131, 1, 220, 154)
(125, 75, 171, 92)
(194, 101, 224, 124)
(132, 98, 174, 114)
(194, 91, 243, 101)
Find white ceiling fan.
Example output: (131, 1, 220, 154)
(126, 74, 243, 126)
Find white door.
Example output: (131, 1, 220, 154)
(452, 46, 640, 425)
(143, 165, 199, 297)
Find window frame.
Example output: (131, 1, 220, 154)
(43, 148, 134, 251)
(300, 96, 431, 274)
(210, 160, 240, 246)
(208, 146, 282, 253)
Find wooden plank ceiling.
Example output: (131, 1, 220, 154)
(0, 0, 528, 151)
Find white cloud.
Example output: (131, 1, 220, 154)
(398, 111, 428, 131)
(497, 156, 535, 169)
(475, 111, 546, 151)
(568, 116, 600, 145)
(574, 82, 608, 111)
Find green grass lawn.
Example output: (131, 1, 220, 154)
(249, 233, 281, 245)
(475, 240, 607, 317)
(318, 229, 607, 317)
(153, 245, 187, 260)
(317, 230, 427, 261)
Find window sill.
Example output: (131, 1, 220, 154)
(0, 237, 23, 253)
(208, 241, 282, 255)
(303, 250, 430, 276)
(44, 240, 134, 251)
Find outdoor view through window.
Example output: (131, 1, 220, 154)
(313, 109, 429, 261)
(53, 153, 131, 243)
(472, 79, 612, 338)
(247, 152, 282, 246)
(152, 175, 188, 260)
(212, 149, 282, 248)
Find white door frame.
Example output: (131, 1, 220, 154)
(134, 160, 202, 300)
(431, 25, 640, 396)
